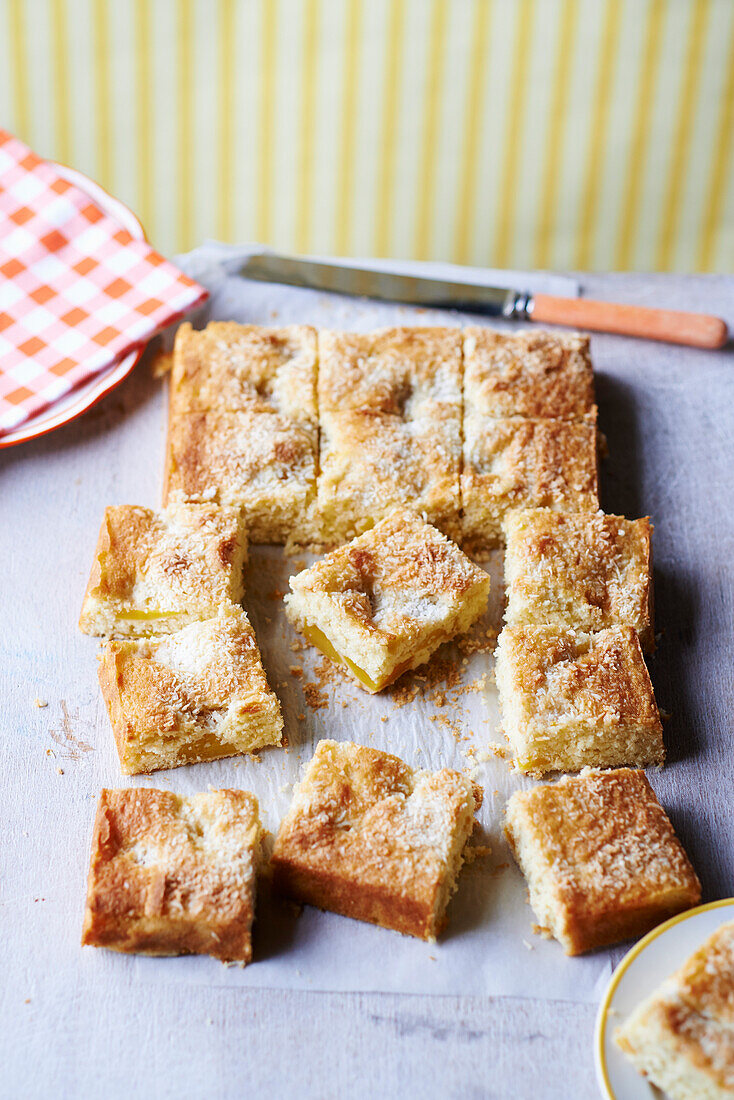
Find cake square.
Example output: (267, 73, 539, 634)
(495, 624, 664, 776)
(79, 502, 247, 637)
(463, 328, 595, 419)
(168, 321, 318, 419)
(163, 407, 318, 545)
(504, 768, 701, 955)
(284, 508, 490, 693)
(318, 326, 463, 417)
(317, 409, 462, 545)
(271, 739, 482, 940)
(98, 605, 284, 774)
(503, 509, 654, 651)
(315, 327, 463, 545)
(616, 920, 734, 1098)
(81, 787, 263, 963)
(461, 413, 599, 552)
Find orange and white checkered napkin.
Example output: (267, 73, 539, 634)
(0, 130, 208, 435)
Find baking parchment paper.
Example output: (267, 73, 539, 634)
(99, 246, 612, 1000)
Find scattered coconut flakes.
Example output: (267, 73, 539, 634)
(457, 625, 498, 656)
(479, 743, 509, 761)
(34, 698, 48, 708)
(532, 923, 553, 940)
(151, 349, 173, 377)
(463, 845, 492, 864)
(303, 682, 328, 710)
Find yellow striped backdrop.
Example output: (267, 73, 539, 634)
(1, 0, 733, 271)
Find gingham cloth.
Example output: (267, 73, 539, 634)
(0, 130, 208, 435)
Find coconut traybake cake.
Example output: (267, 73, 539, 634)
(161, 322, 602, 549)
(78, 502, 248, 637)
(460, 412, 600, 552)
(463, 328, 596, 420)
(284, 509, 490, 693)
(503, 509, 654, 651)
(271, 739, 482, 941)
(315, 327, 463, 544)
(504, 769, 701, 955)
(616, 919, 734, 1099)
(81, 787, 263, 963)
(168, 321, 318, 419)
(98, 605, 283, 774)
(495, 624, 664, 776)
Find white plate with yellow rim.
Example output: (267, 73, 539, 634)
(595, 898, 734, 1099)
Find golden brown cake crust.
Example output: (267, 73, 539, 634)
(169, 321, 318, 419)
(646, 1000, 734, 1094)
(503, 509, 654, 651)
(501, 624, 661, 730)
(496, 624, 664, 775)
(317, 407, 461, 544)
(315, 327, 463, 544)
(674, 921, 734, 1025)
(78, 502, 247, 636)
(285, 509, 490, 690)
(461, 413, 599, 550)
(318, 326, 462, 416)
(463, 328, 595, 419)
(290, 508, 489, 636)
(505, 769, 701, 955)
(163, 408, 317, 542)
(271, 740, 481, 940)
(98, 606, 283, 774)
(81, 787, 262, 962)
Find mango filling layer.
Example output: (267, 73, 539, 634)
(115, 610, 182, 621)
(302, 624, 385, 693)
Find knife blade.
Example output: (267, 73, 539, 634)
(239, 250, 533, 319)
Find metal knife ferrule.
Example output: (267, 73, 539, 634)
(502, 290, 534, 321)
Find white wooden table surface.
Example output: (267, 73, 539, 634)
(2, 273, 732, 1100)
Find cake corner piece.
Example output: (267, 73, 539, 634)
(460, 412, 599, 553)
(462, 327, 595, 420)
(495, 623, 663, 776)
(502, 508, 654, 651)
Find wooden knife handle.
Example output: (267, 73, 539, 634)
(531, 293, 728, 349)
